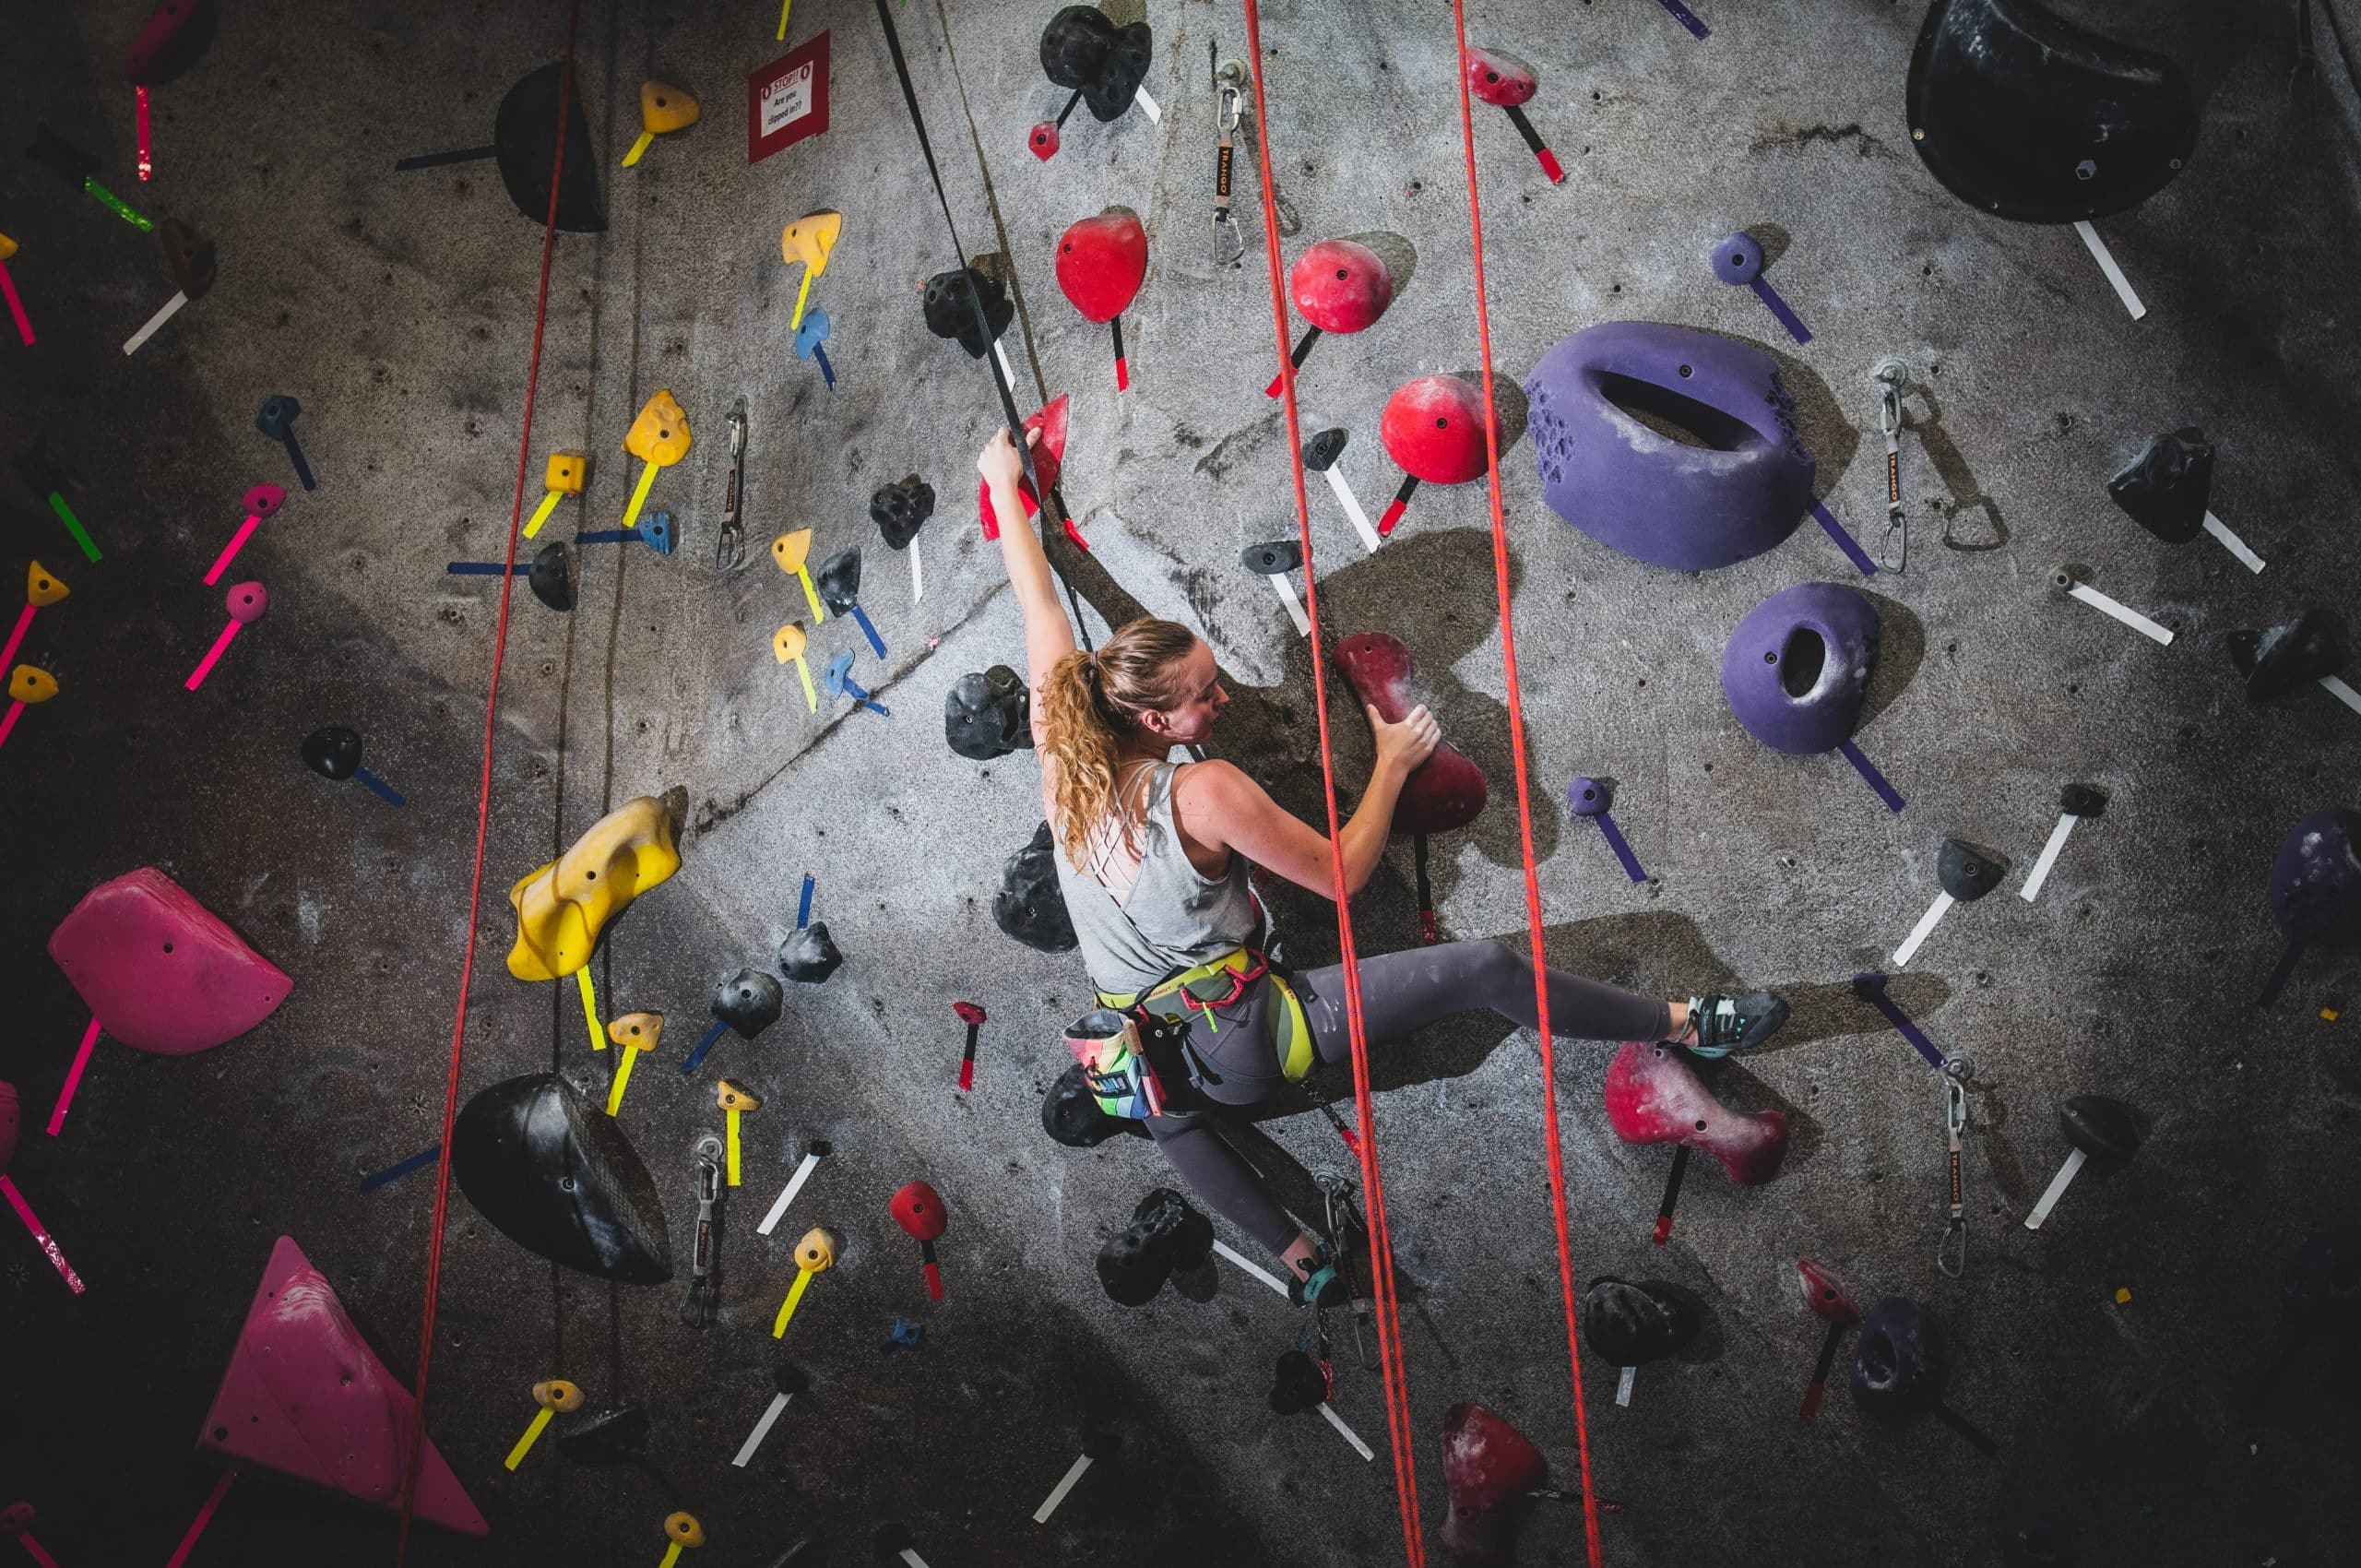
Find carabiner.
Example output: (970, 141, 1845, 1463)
(716, 400, 749, 573)
(1937, 1061, 1969, 1279)
(1210, 52, 1247, 270)
(1872, 359, 1908, 573)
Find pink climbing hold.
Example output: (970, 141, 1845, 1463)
(46, 867, 291, 1056)
(196, 1236, 488, 1535)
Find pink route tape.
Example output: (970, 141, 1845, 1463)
(47, 1017, 101, 1135)
(1, 1175, 85, 1293)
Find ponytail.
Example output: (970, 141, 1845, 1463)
(1041, 617, 1200, 870)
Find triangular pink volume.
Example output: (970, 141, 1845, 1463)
(196, 1237, 488, 1536)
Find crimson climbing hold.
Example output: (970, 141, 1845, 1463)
(451, 1072, 674, 1284)
(1440, 1402, 1547, 1564)
(1603, 1040, 1790, 1185)
(196, 1235, 488, 1534)
(1797, 1257, 1864, 1326)
(1905, 0, 2198, 223)
(1464, 46, 1536, 106)
(1525, 320, 1813, 571)
(1333, 633, 1487, 836)
(125, 0, 216, 86)
(1721, 583, 1880, 755)
(1056, 210, 1146, 389)
(47, 866, 291, 1054)
(891, 1179, 948, 1300)
(923, 267, 1014, 360)
(1266, 239, 1394, 395)
(1376, 375, 1489, 534)
(976, 397, 1070, 540)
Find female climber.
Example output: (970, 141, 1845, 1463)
(979, 426, 1789, 1301)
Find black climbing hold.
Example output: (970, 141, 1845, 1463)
(528, 540, 575, 612)
(712, 967, 784, 1038)
(871, 475, 935, 550)
(1043, 1063, 1140, 1148)
(995, 822, 1076, 952)
(2058, 782, 2106, 817)
(1268, 1348, 1330, 1415)
(1079, 1426, 1123, 1460)
(556, 1406, 652, 1467)
(813, 548, 862, 615)
(1303, 428, 1348, 470)
(1579, 1277, 1692, 1367)
(2106, 427, 2213, 545)
(922, 267, 1014, 360)
(1096, 1187, 1214, 1306)
(1039, 6, 1154, 123)
(1240, 540, 1302, 576)
(1938, 837, 2006, 902)
(451, 1074, 673, 1284)
(774, 1362, 813, 1398)
(946, 666, 1033, 762)
(780, 922, 844, 984)
(2228, 608, 2348, 702)
(494, 62, 607, 232)
(2058, 1095, 2140, 1162)
(301, 726, 363, 782)
(870, 1522, 915, 1559)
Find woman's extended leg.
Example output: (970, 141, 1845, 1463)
(1293, 938, 1671, 1064)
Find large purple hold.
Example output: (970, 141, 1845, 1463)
(1525, 321, 1814, 571)
(2269, 809, 2361, 946)
(1850, 1296, 1943, 1420)
(1721, 583, 1881, 755)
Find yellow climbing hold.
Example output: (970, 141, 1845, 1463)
(506, 793, 683, 981)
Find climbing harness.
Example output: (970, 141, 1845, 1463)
(680, 1135, 724, 1326)
(1210, 44, 1246, 270)
(717, 399, 748, 571)
(1873, 360, 1909, 572)
(1094, 946, 1314, 1082)
(1937, 1056, 1973, 1279)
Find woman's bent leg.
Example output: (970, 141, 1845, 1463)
(1145, 1111, 1299, 1253)
(1296, 939, 1672, 1066)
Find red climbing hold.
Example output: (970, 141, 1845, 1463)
(1381, 374, 1490, 486)
(975, 396, 1074, 547)
(1464, 46, 1537, 108)
(1334, 633, 1489, 837)
(1292, 239, 1394, 335)
(1441, 1402, 1547, 1563)
(1053, 210, 1148, 324)
(1603, 1041, 1790, 1185)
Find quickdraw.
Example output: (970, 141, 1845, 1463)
(679, 1134, 725, 1326)
(716, 399, 748, 571)
(1937, 1057, 1972, 1279)
(1873, 360, 1908, 573)
(1211, 45, 1246, 269)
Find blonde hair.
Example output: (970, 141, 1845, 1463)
(1040, 617, 1202, 870)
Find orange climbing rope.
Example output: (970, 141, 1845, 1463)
(1442, 4, 1608, 1563)
(1239, 4, 1427, 1562)
(393, 5, 583, 1561)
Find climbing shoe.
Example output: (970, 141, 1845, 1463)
(1679, 990, 1789, 1059)
(1288, 1242, 1350, 1310)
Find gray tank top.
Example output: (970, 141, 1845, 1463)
(1055, 759, 1260, 997)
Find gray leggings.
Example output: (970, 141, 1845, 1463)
(1144, 938, 1671, 1254)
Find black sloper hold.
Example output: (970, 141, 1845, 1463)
(813, 547, 862, 615)
(871, 1523, 915, 1559)
(2106, 427, 2213, 545)
(450, 1074, 673, 1285)
(773, 1362, 813, 1397)
(1080, 1427, 1122, 1459)
(1096, 1187, 1216, 1306)
(1579, 1277, 1692, 1367)
(871, 475, 935, 549)
(529, 540, 575, 612)
(2058, 1095, 2140, 1162)
(994, 822, 1077, 952)
(780, 921, 844, 984)
(713, 967, 784, 1038)
(1138, 1185, 1215, 1271)
(1938, 837, 2007, 902)
(557, 1406, 651, 1466)
(495, 62, 607, 232)
(946, 666, 1033, 762)
(922, 267, 1014, 360)
(302, 726, 362, 781)
(2059, 783, 2106, 817)
(1269, 1348, 1330, 1415)
(1304, 427, 1348, 470)
(1039, 6, 1154, 122)
(2228, 608, 2348, 701)
(1043, 1063, 1140, 1147)
(1240, 540, 1302, 576)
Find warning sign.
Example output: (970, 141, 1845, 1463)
(748, 32, 830, 164)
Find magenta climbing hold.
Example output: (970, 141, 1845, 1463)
(48, 867, 291, 1055)
(196, 1235, 488, 1534)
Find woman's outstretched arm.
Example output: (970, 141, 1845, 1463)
(978, 426, 1072, 746)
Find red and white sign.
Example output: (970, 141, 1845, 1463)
(748, 32, 831, 164)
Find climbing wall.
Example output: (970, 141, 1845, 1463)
(5, 1, 2359, 1565)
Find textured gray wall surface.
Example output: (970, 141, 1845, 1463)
(4, 0, 2358, 1564)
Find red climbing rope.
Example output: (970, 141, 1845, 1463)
(1443, 7, 1607, 1564)
(393, 6, 582, 1560)
(1239, 5, 1426, 1562)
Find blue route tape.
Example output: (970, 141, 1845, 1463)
(1596, 814, 1649, 884)
(1655, 0, 1710, 38)
(1751, 277, 1812, 344)
(681, 1018, 729, 1075)
(1810, 502, 1878, 577)
(1837, 740, 1906, 813)
(797, 873, 815, 928)
(361, 1144, 442, 1191)
(1853, 973, 1946, 1070)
